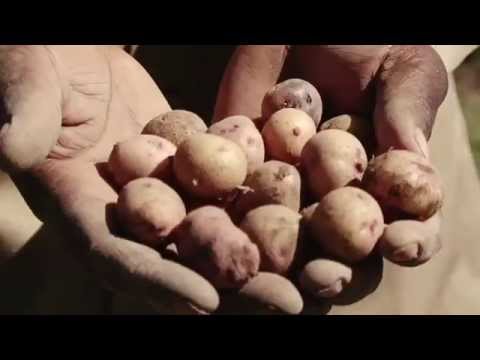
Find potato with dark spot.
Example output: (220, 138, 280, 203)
(219, 272, 303, 314)
(301, 129, 368, 200)
(299, 259, 353, 299)
(310, 187, 384, 263)
(362, 150, 443, 220)
(262, 79, 323, 127)
(142, 110, 207, 147)
(378, 214, 441, 266)
(108, 135, 176, 188)
(240, 205, 301, 274)
(208, 115, 265, 174)
(116, 178, 186, 249)
(319, 114, 374, 153)
(171, 206, 260, 289)
(173, 133, 248, 200)
(262, 108, 317, 165)
(232, 160, 301, 220)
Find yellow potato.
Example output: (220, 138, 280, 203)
(301, 129, 368, 200)
(173, 133, 248, 200)
(262, 108, 316, 165)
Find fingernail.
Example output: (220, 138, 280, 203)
(414, 128, 430, 160)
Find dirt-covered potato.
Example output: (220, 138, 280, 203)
(172, 206, 260, 289)
(301, 129, 368, 200)
(208, 115, 265, 174)
(142, 110, 207, 147)
(116, 178, 186, 248)
(362, 150, 443, 221)
(173, 133, 248, 200)
(262, 79, 323, 127)
(108, 135, 176, 188)
(299, 259, 353, 299)
(219, 272, 303, 314)
(232, 160, 301, 220)
(378, 214, 441, 266)
(319, 114, 374, 152)
(310, 187, 384, 263)
(240, 205, 301, 274)
(262, 108, 316, 165)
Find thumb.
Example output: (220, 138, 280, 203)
(0, 46, 62, 172)
(373, 45, 448, 158)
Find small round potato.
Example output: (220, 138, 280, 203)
(362, 150, 443, 220)
(220, 272, 304, 315)
(319, 114, 374, 153)
(262, 79, 323, 127)
(310, 187, 384, 263)
(299, 259, 353, 299)
(378, 214, 441, 266)
(240, 205, 302, 274)
(172, 206, 260, 289)
(142, 110, 207, 147)
(173, 133, 248, 200)
(232, 160, 302, 220)
(116, 178, 186, 248)
(262, 108, 317, 165)
(301, 129, 368, 200)
(108, 135, 176, 188)
(208, 115, 265, 174)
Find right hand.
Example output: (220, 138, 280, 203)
(0, 45, 219, 314)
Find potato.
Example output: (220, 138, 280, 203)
(219, 273, 303, 314)
(116, 178, 186, 248)
(301, 129, 368, 200)
(232, 160, 301, 220)
(378, 214, 441, 266)
(319, 114, 374, 152)
(173, 133, 248, 199)
(262, 79, 323, 127)
(362, 150, 443, 220)
(240, 205, 301, 274)
(142, 110, 207, 147)
(172, 206, 260, 289)
(208, 115, 265, 174)
(299, 259, 353, 299)
(108, 135, 176, 188)
(310, 187, 384, 263)
(262, 108, 316, 165)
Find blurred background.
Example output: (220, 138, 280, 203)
(455, 48, 480, 173)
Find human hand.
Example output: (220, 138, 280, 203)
(0, 45, 219, 314)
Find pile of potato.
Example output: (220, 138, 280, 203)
(108, 79, 444, 315)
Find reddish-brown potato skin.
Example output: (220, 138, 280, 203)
(301, 129, 368, 201)
(262, 79, 323, 128)
(310, 187, 384, 263)
(240, 205, 301, 275)
(262, 108, 317, 165)
(172, 206, 260, 289)
(142, 110, 207, 147)
(232, 160, 302, 220)
(362, 150, 443, 220)
(208, 115, 265, 174)
(116, 178, 186, 248)
(173, 133, 248, 200)
(108, 135, 177, 188)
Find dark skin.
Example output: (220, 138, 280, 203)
(0, 45, 448, 313)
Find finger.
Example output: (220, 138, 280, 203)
(374, 45, 448, 157)
(213, 45, 288, 124)
(34, 159, 219, 314)
(378, 212, 442, 267)
(0, 46, 62, 172)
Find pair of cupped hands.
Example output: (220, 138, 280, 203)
(0, 45, 448, 313)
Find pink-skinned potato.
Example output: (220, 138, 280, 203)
(171, 206, 260, 289)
